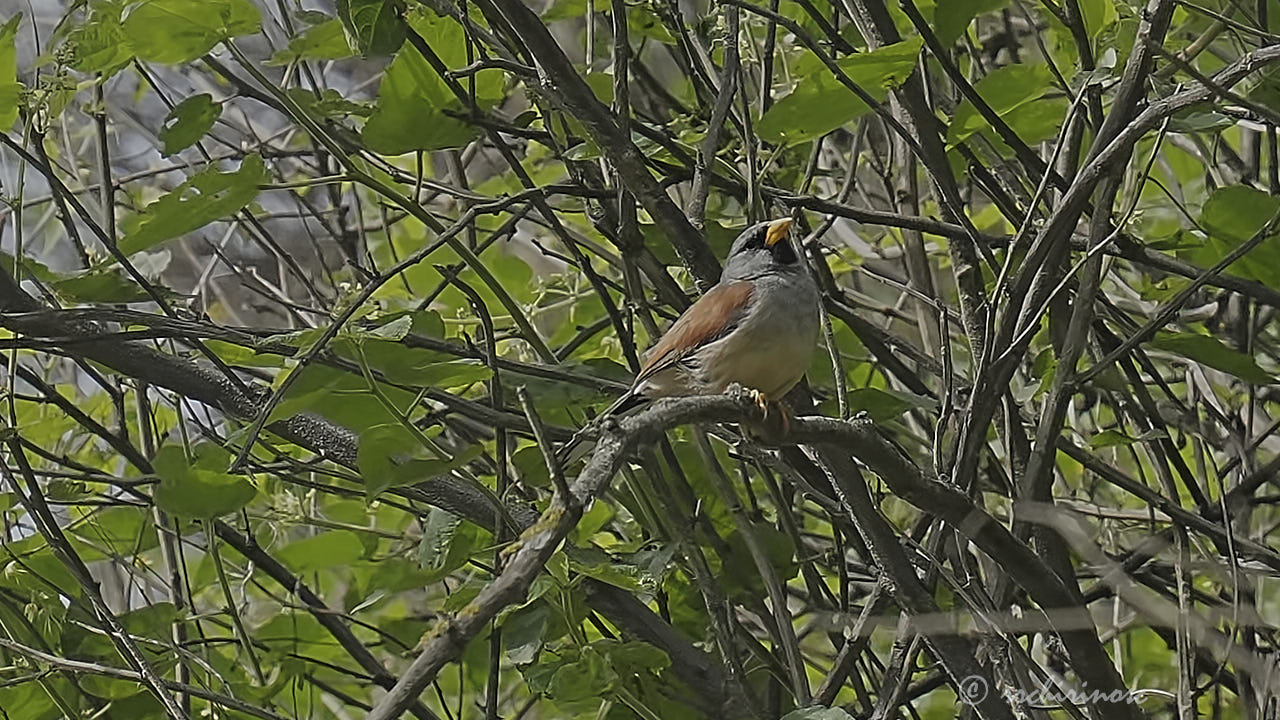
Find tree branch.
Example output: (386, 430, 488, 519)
(485, 0, 723, 287)
(0, 264, 732, 713)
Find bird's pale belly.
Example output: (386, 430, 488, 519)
(702, 338, 812, 397)
(699, 302, 818, 397)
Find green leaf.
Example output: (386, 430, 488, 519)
(256, 612, 343, 667)
(606, 641, 670, 674)
(79, 674, 146, 700)
(276, 530, 365, 573)
(119, 154, 265, 256)
(0, 535, 81, 597)
(511, 444, 552, 488)
(356, 424, 483, 499)
(1149, 333, 1272, 384)
(286, 87, 372, 118)
(356, 556, 433, 596)
(1089, 429, 1136, 448)
(378, 358, 492, 387)
(123, 0, 261, 64)
(846, 387, 934, 422)
(272, 17, 353, 63)
(1194, 185, 1280, 284)
(356, 423, 417, 491)
(1078, 0, 1117, 37)
(419, 514, 486, 582)
(0, 15, 22, 131)
(28, 73, 77, 123)
(947, 63, 1054, 148)
(394, 450, 484, 490)
(362, 34, 467, 152)
(1001, 95, 1069, 147)
(120, 602, 180, 636)
(585, 71, 615, 102)
(546, 550, 570, 585)
(69, 507, 159, 557)
(264, 363, 414, 430)
(362, 10, 506, 154)
(548, 646, 617, 702)
(0, 251, 55, 284)
(627, 6, 675, 43)
(270, 324, 389, 350)
(204, 339, 283, 367)
(0, 685, 54, 720)
(63, 6, 135, 74)
(1167, 110, 1233, 134)
(1201, 187, 1280, 243)
(153, 444, 257, 519)
(337, 0, 404, 57)
(417, 507, 462, 571)
(367, 315, 412, 340)
(758, 38, 923, 145)
(503, 601, 550, 665)
(934, 0, 1010, 44)
(219, 0, 262, 34)
(159, 93, 222, 155)
(540, 0, 583, 19)
(1247, 66, 1280, 115)
(574, 499, 614, 541)
(569, 548, 652, 593)
(50, 267, 161, 303)
(563, 141, 601, 161)
(410, 309, 447, 338)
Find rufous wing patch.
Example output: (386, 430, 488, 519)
(635, 280, 754, 385)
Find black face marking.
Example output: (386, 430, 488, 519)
(770, 237, 798, 265)
(726, 221, 799, 267)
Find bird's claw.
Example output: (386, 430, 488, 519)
(766, 399, 793, 436)
(740, 388, 791, 439)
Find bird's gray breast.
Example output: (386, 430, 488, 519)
(695, 270, 820, 397)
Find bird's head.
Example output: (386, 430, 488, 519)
(722, 217, 799, 279)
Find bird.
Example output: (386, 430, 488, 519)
(557, 217, 821, 463)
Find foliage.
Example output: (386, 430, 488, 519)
(1, 0, 1279, 718)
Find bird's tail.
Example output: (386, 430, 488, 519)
(599, 390, 648, 419)
(554, 392, 648, 467)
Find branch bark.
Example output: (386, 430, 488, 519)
(0, 265, 735, 715)
(364, 388, 1136, 720)
(485, 0, 724, 287)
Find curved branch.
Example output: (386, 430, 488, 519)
(484, 0, 723, 287)
(0, 266, 731, 713)
(367, 391, 1132, 719)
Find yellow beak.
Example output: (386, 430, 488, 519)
(765, 218, 793, 247)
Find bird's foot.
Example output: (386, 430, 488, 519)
(773, 400, 793, 436)
(741, 388, 792, 441)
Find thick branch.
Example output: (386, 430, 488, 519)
(367, 390, 1136, 720)
(0, 266, 732, 713)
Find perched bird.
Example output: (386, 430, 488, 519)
(558, 217, 820, 462)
